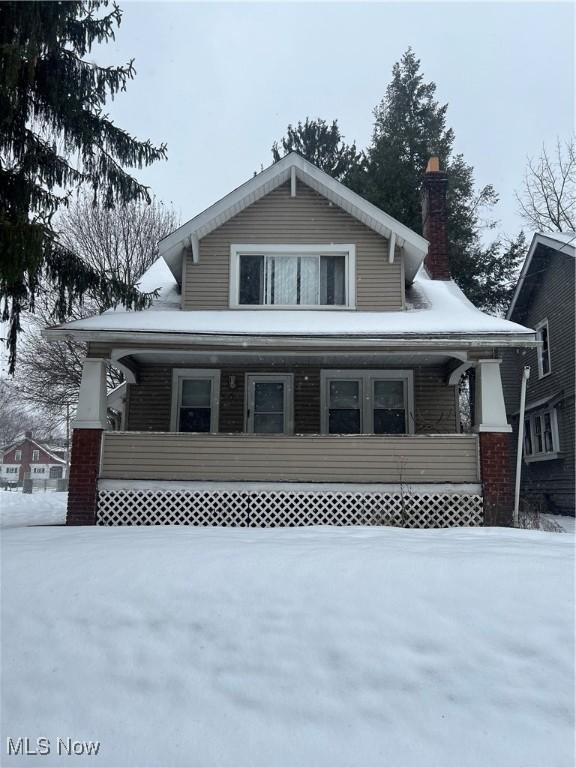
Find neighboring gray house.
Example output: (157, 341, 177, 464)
(502, 231, 575, 516)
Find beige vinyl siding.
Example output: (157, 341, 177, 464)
(126, 365, 172, 432)
(183, 181, 403, 311)
(125, 364, 458, 434)
(100, 432, 479, 483)
(414, 365, 459, 432)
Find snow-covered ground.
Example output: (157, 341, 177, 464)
(1, 525, 574, 767)
(0, 488, 67, 528)
(542, 513, 575, 534)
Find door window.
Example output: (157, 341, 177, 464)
(247, 375, 293, 433)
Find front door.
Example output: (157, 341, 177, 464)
(246, 374, 293, 434)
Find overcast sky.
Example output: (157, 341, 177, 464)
(101, 0, 574, 238)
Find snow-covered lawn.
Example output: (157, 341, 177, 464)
(542, 513, 576, 534)
(1, 525, 574, 767)
(0, 488, 67, 528)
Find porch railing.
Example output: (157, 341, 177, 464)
(100, 432, 480, 484)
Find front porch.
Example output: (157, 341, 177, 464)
(67, 345, 514, 527)
(96, 431, 483, 527)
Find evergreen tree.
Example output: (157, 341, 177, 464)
(0, 1, 167, 372)
(272, 118, 365, 185)
(361, 48, 522, 311)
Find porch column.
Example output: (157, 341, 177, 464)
(474, 360, 513, 527)
(67, 359, 107, 526)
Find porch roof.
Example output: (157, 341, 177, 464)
(44, 268, 536, 347)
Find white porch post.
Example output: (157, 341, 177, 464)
(72, 358, 108, 429)
(473, 359, 511, 433)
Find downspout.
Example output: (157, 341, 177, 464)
(513, 365, 531, 526)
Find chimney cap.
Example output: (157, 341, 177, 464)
(426, 157, 441, 173)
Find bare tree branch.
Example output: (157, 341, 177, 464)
(516, 137, 576, 232)
(16, 195, 178, 421)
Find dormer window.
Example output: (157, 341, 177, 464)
(230, 244, 356, 308)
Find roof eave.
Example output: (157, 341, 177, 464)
(507, 231, 575, 319)
(42, 327, 538, 349)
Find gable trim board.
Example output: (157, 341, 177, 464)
(158, 153, 428, 286)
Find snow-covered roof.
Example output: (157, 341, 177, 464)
(43, 267, 535, 347)
(507, 230, 575, 319)
(158, 153, 429, 285)
(136, 258, 180, 310)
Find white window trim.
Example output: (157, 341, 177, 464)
(170, 369, 220, 433)
(320, 370, 415, 435)
(535, 318, 551, 379)
(32, 450, 40, 461)
(245, 373, 294, 434)
(15, 451, 21, 461)
(229, 244, 357, 310)
(524, 406, 560, 462)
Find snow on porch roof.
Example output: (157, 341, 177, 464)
(43, 269, 536, 345)
(158, 152, 429, 285)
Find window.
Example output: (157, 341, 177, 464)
(6, 467, 18, 474)
(523, 407, 559, 461)
(230, 245, 355, 308)
(33, 467, 45, 474)
(171, 370, 220, 433)
(246, 374, 293, 434)
(535, 319, 551, 378)
(321, 370, 414, 435)
(32, 450, 39, 461)
(15, 450, 21, 461)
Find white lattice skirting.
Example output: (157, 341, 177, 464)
(97, 488, 483, 528)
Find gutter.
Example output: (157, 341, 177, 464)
(42, 328, 539, 349)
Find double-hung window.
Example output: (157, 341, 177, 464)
(321, 370, 414, 434)
(231, 245, 355, 308)
(171, 370, 220, 433)
(523, 407, 559, 461)
(535, 319, 551, 378)
(32, 450, 39, 461)
(15, 450, 21, 461)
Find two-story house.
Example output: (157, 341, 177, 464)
(502, 231, 575, 516)
(1, 431, 67, 485)
(44, 154, 536, 527)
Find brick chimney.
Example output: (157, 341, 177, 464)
(25, 430, 33, 439)
(422, 157, 450, 279)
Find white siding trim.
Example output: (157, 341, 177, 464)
(98, 478, 482, 494)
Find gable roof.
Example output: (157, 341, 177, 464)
(1, 436, 66, 464)
(507, 231, 575, 319)
(158, 153, 429, 285)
